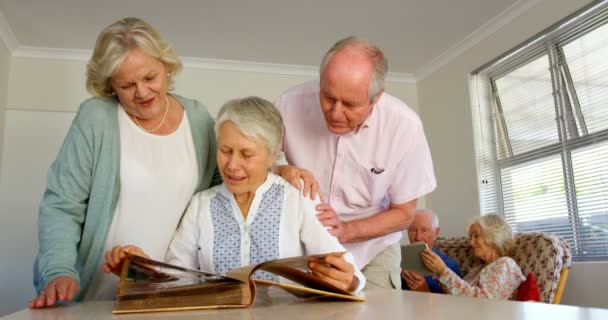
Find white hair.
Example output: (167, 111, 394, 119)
(215, 96, 283, 157)
(319, 36, 387, 102)
(467, 214, 514, 257)
(415, 208, 439, 229)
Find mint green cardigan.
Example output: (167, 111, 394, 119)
(33, 94, 221, 299)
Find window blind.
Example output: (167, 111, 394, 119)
(471, 0, 608, 261)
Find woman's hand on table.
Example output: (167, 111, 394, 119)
(29, 276, 79, 308)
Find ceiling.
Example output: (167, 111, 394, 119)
(0, 0, 531, 79)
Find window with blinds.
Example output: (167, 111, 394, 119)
(470, 1, 608, 261)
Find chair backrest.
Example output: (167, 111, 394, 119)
(435, 233, 571, 303)
(510, 233, 571, 303)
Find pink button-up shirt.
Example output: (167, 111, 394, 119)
(275, 80, 436, 268)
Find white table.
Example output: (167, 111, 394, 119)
(3, 287, 607, 320)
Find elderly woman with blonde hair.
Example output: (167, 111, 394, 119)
(30, 17, 221, 309)
(104, 97, 366, 293)
(420, 214, 525, 300)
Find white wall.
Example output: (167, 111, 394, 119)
(0, 55, 418, 316)
(416, 0, 606, 309)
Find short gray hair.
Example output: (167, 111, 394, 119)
(319, 36, 388, 102)
(467, 214, 514, 257)
(215, 97, 284, 156)
(415, 208, 439, 229)
(86, 17, 182, 97)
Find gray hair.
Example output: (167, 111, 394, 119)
(467, 214, 514, 257)
(215, 97, 284, 157)
(86, 17, 182, 97)
(319, 36, 388, 102)
(415, 208, 439, 229)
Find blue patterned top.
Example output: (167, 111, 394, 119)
(211, 184, 283, 281)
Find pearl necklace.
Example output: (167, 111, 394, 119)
(131, 96, 170, 133)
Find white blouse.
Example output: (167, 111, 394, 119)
(166, 173, 366, 292)
(84, 105, 198, 301)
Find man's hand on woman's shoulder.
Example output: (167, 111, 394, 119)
(274, 165, 322, 201)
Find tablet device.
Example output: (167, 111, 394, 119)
(400, 243, 435, 276)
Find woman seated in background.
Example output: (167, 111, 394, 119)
(104, 97, 365, 293)
(420, 214, 525, 300)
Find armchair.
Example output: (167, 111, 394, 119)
(434, 232, 571, 303)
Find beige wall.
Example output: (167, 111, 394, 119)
(7, 57, 89, 112)
(6, 57, 419, 115)
(0, 40, 9, 172)
(177, 69, 419, 118)
(416, 0, 605, 308)
(0, 55, 418, 316)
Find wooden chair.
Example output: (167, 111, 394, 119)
(435, 233, 571, 303)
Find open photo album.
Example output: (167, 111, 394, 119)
(113, 252, 365, 314)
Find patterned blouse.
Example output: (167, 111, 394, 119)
(438, 256, 525, 300)
(165, 173, 366, 292)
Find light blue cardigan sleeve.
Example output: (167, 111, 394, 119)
(34, 105, 95, 291)
(183, 97, 222, 189)
(33, 98, 120, 297)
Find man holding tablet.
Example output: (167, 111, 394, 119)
(402, 209, 461, 293)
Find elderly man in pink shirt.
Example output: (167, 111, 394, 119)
(274, 36, 436, 289)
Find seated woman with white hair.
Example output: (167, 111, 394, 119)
(420, 214, 525, 300)
(104, 96, 365, 293)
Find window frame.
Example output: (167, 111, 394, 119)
(471, 1, 608, 262)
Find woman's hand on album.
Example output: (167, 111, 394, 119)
(102, 245, 148, 276)
(308, 255, 358, 293)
